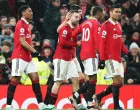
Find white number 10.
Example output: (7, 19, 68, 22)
(82, 28, 90, 41)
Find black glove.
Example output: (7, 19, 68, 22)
(32, 51, 43, 61)
(98, 60, 105, 69)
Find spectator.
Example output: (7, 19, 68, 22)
(0, 55, 11, 84)
(29, 20, 41, 52)
(131, 13, 140, 32)
(0, 0, 12, 17)
(59, 4, 69, 22)
(121, 15, 133, 38)
(124, 42, 140, 84)
(1, 41, 12, 69)
(43, 0, 61, 52)
(127, 30, 140, 47)
(0, 24, 14, 46)
(42, 44, 53, 64)
(0, 16, 8, 34)
(121, 0, 137, 18)
(42, 43, 54, 75)
(28, 0, 47, 39)
(8, 17, 16, 32)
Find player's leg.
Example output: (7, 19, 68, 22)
(26, 61, 47, 109)
(112, 62, 124, 110)
(44, 74, 54, 105)
(93, 60, 113, 109)
(5, 76, 20, 110)
(5, 59, 26, 110)
(68, 60, 86, 110)
(48, 59, 68, 109)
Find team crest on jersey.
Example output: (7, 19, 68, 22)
(62, 30, 67, 37)
(102, 30, 107, 38)
(20, 28, 25, 33)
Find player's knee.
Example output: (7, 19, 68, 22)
(71, 77, 79, 85)
(54, 81, 62, 86)
(11, 76, 21, 84)
(30, 76, 39, 83)
(113, 75, 122, 84)
(88, 74, 97, 80)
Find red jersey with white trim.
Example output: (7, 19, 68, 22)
(53, 24, 77, 61)
(11, 18, 32, 62)
(73, 18, 101, 60)
(99, 19, 128, 62)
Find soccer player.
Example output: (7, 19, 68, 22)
(69, 6, 103, 110)
(93, 4, 128, 110)
(45, 10, 81, 110)
(4, 5, 47, 110)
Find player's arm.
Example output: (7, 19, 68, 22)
(57, 12, 70, 33)
(121, 42, 128, 54)
(57, 21, 67, 33)
(18, 26, 36, 53)
(93, 24, 99, 52)
(72, 25, 82, 38)
(99, 24, 108, 61)
(59, 27, 77, 47)
(19, 37, 36, 53)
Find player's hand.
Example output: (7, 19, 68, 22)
(98, 60, 105, 69)
(77, 41, 81, 46)
(33, 51, 43, 61)
(65, 12, 71, 21)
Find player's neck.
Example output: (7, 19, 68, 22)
(67, 21, 74, 28)
(22, 17, 29, 22)
(110, 17, 117, 23)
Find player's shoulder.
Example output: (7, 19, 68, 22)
(16, 19, 26, 28)
(102, 20, 110, 26)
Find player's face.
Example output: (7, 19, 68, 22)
(70, 12, 80, 25)
(98, 12, 103, 21)
(24, 8, 33, 20)
(110, 8, 121, 21)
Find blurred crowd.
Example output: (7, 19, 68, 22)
(0, 0, 140, 85)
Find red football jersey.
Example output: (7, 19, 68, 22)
(11, 18, 32, 62)
(53, 24, 77, 61)
(99, 19, 128, 62)
(73, 18, 101, 60)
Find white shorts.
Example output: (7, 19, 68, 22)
(12, 59, 37, 76)
(53, 59, 79, 81)
(73, 57, 82, 72)
(82, 58, 98, 75)
(105, 60, 124, 78)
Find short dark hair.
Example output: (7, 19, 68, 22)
(69, 10, 79, 14)
(110, 4, 121, 11)
(92, 6, 103, 16)
(69, 4, 81, 11)
(18, 5, 30, 19)
(1, 41, 12, 48)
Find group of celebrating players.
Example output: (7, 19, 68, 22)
(4, 3, 128, 110)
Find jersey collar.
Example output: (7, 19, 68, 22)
(21, 18, 29, 24)
(108, 18, 118, 25)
